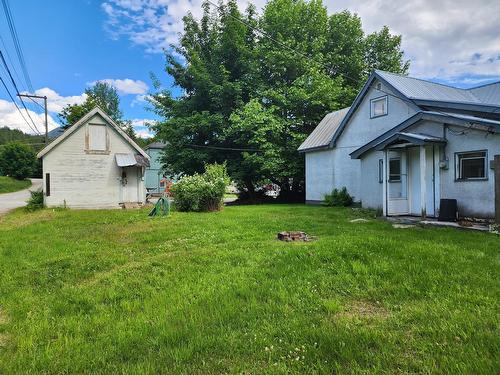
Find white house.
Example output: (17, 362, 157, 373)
(299, 70, 500, 219)
(37, 107, 150, 209)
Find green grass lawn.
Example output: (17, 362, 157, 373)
(0, 176, 31, 194)
(0, 205, 498, 374)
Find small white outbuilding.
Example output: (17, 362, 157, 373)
(37, 107, 150, 209)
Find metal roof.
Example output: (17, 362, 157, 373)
(374, 132, 446, 151)
(115, 153, 150, 167)
(468, 82, 500, 105)
(145, 141, 167, 150)
(375, 70, 482, 104)
(298, 107, 350, 152)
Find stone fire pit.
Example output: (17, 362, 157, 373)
(277, 231, 313, 242)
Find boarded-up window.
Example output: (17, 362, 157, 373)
(45, 173, 50, 196)
(89, 124, 107, 151)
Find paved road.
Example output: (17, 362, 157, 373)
(0, 178, 42, 215)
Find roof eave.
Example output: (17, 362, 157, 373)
(413, 99, 500, 113)
(298, 144, 331, 153)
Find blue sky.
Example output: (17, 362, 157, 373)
(1, 0, 499, 136)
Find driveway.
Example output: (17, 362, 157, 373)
(0, 178, 42, 215)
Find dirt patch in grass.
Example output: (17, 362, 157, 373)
(0, 333, 11, 348)
(0, 308, 8, 325)
(337, 300, 390, 320)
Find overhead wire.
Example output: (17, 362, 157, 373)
(0, 75, 39, 134)
(0, 50, 42, 135)
(1, 0, 33, 92)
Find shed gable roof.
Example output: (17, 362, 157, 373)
(37, 107, 149, 159)
(298, 107, 350, 152)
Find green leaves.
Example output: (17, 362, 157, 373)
(58, 82, 125, 131)
(170, 163, 230, 212)
(151, 0, 410, 196)
(0, 141, 37, 180)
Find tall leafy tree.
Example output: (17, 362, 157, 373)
(151, 0, 410, 197)
(59, 82, 125, 129)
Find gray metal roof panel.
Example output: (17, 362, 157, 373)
(376, 70, 481, 103)
(468, 82, 500, 105)
(298, 107, 350, 152)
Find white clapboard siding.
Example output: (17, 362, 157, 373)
(42, 113, 146, 209)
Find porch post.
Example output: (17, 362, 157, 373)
(383, 149, 388, 216)
(420, 145, 427, 219)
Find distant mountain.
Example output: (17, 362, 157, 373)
(48, 126, 65, 139)
(0, 126, 44, 145)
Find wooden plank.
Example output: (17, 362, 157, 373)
(495, 155, 500, 224)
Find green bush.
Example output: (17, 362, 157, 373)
(171, 163, 230, 212)
(26, 189, 44, 211)
(0, 141, 37, 180)
(323, 187, 353, 207)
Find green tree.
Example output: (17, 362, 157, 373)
(0, 142, 37, 180)
(151, 0, 409, 198)
(58, 82, 134, 136)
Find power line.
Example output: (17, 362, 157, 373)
(0, 75, 39, 134)
(1, 0, 33, 92)
(184, 143, 262, 152)
(0, 34, 24, 91)
(0, 50, 42, 135)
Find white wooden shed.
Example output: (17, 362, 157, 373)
(37, 107, 150, 209)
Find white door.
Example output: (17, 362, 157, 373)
(123, 167, 139, 202)
(387, 150, 409, 215)
(408, 147, 435, 217)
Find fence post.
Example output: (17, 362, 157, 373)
(495, 155, 500, 224)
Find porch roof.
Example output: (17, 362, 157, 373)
(115, 153, 150, 168)
(350, 110, 500, 159)
(374, 132, 446, 151)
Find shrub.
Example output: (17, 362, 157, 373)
(26, 189, 44, 211)
(323, 187, 353, 207)
(0, 142, 37, 180)
(170, 163, 230, 212)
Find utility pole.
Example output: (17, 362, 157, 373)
(17, 93, 48, 143)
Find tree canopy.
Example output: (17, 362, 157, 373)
(151, 0, 409, 197)
(0, 141, 37, 180)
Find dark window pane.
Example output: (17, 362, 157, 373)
(461, 157, 485, 178)
(389, 158, 401, 181)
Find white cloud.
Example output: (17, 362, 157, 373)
(130, 118, 156, 138)
(27, 88, 87, 114)
(0, 99, 59, 135)
(131, 93, 151, 107)
(102, 0, 500, 83)
(89, 78, 148, 95)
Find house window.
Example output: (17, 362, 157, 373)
(456, 151, 487, 180)
(370, 96, 388, 118)
(389, 158, 401, 182)
(378, 159, 383, 183)
(88, 124, 107, 151)
(45, 173, 50, 197)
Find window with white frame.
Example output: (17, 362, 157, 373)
(456, 151, 487, 180)
(370, 96, 388, 118)
(88, 124, 107, 151)
(389, 158, 401, 182)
